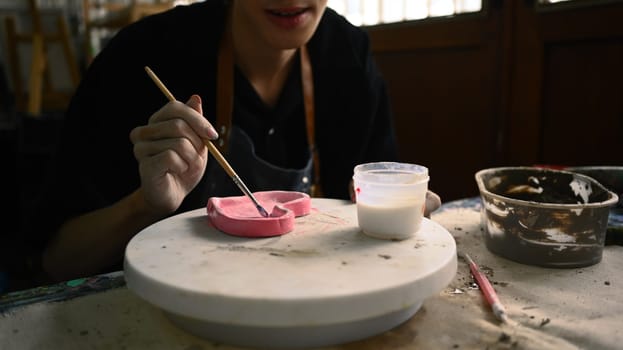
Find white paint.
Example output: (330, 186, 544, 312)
(507, 185, 543, 194)
(356, 200, 424, 239)
(352, 162, 428, 240)
(486, 220, 505, 238)
(570, 178, 592, 204)
(483, 199, 509, 218)
(543, 228, 577, 243)
(488, 176, 502, 188)
(528, 176, 541, 185)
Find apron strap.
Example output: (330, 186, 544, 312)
(300, 45, 322, 197)
(215, 10, 322, 196)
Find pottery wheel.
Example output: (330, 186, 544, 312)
(124, 199, 457, 348)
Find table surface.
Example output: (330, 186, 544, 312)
(1, 198, 621, 350)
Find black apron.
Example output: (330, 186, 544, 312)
(201, 126, 313, 198)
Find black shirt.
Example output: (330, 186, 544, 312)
(29, 0, 398, 253)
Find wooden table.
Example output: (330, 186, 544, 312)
(1, 198, 621, 350)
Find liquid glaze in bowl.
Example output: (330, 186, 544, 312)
(475, 167, 619, 268)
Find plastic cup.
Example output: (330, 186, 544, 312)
(353, 162, 429, 240)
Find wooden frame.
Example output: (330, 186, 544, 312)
(4, 0, 80, 116)
(82, 0, 175, 64)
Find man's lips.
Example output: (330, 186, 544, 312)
(265, 7, 311, 29)
(266, 7, 309, 17)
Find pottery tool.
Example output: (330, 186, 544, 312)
(144, 66, 269, 218)
(459, 253, 581, 348)
(461, 252, 509, 323)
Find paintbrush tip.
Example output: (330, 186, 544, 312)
(464, 252, 471, 259)
(460, 252, 474, 264)
(258, 205, 270, 218)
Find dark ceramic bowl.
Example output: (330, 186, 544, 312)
(565, 166, 623, 207)
(475, 167, 619, 268)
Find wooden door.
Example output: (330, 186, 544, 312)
(366, 0, 623, 202)
(508, 0, 623, 167)
(366, 1, 509, 201)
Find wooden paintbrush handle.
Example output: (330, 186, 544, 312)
(204, 139, 236, 178)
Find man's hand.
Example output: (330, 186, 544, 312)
(424, 190, 441, 218)
(129, 94, 218, 217)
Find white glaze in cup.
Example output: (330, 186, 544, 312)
(353, 162, 429, 240)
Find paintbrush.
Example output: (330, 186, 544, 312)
(460, 252, 509, 324)
(144, 66, 269, 218)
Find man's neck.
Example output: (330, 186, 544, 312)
(231, 18, 298, 107)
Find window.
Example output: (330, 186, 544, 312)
(327, 0, 483, 26)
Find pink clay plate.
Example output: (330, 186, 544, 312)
(207, 191, 311, 237)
